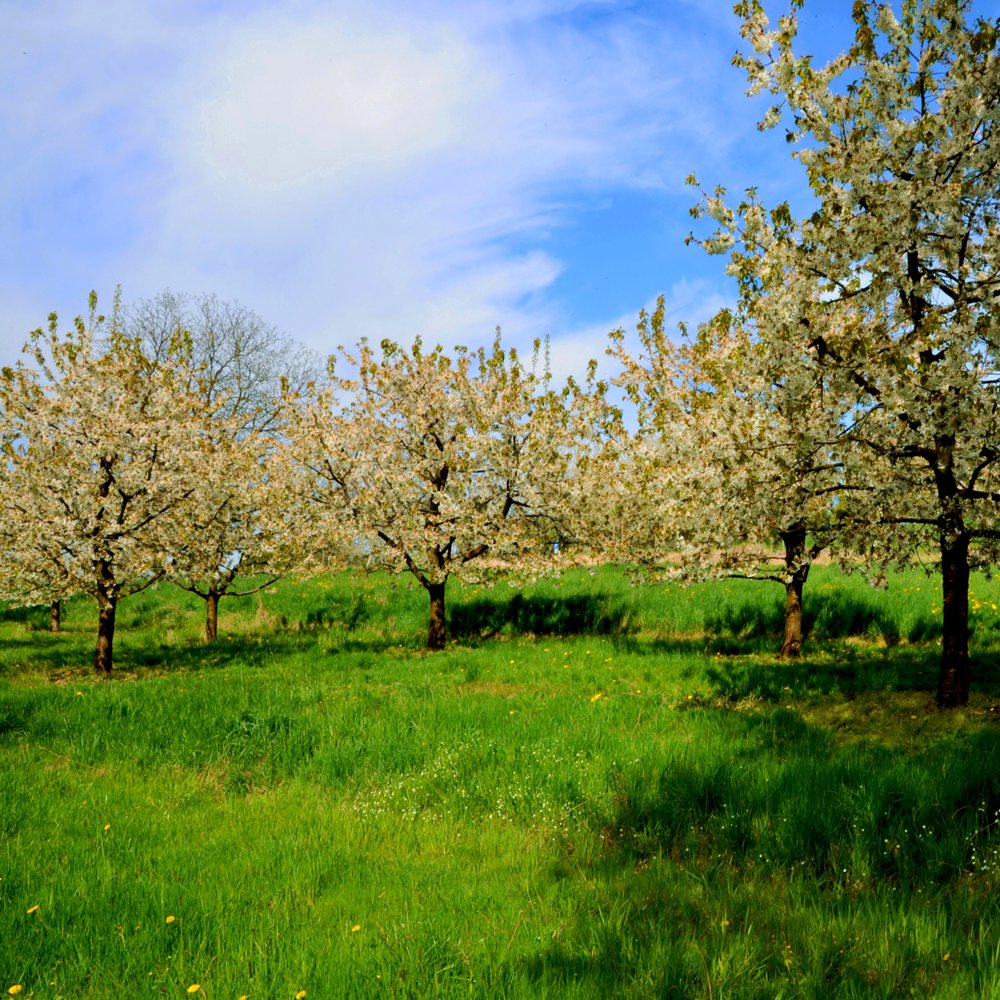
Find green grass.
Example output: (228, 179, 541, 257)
(2, 567, 1000, 997)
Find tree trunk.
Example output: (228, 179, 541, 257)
(93, 560, 118, 674)
(427, 580, 446, 651)
(94, 596, 117, 675)
(778, 526, 810, 659)
(205, 587, 219, 643)
(938, 528, 970, 707)
(49, 600, 61, 633)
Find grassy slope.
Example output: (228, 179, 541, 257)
(1, 567, 1000, 998)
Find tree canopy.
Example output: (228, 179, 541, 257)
(285, 334, 577, 649)
(687, 0, 1000, 704)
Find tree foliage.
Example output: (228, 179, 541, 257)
(611, 295, 855, 658)
(689, 0, 1000, 703)
(0, 296, 213, 672)
(126, 290, 319, 432)
(124, 291, 317, 640)
(285, 334, 576, 649)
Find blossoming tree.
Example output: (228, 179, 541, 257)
(162, 422, 305, 642)
(691, 0, 1000, 703)
(123, 291, 320, 641)
(285, 334, 577, 649)
(610, 294, 858, 658)
(0, 297, 213, 673)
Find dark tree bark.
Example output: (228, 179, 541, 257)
(427, 580, 446, 651)
(938, 525, 970, 707)
(94, 595, 116, 674)
(205, 586, 220, 643)
(49, 600, 61, 633)
(778, 525, 810, 659)
(932, 443, 972, 707)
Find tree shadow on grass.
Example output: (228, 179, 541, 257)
(0, 631, 97, 676)
(702, 644, 1000, 702)
(0, 613, 426, 680)
(118, 625, 430, 675)
(448, 591, 637, 641)
(522, 924, 696, 998)
(702, 586, 905, 646)
(519, 717, 1000, 998)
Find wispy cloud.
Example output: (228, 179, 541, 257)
(0, 0, 794, 373)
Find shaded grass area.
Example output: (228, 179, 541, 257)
(3, 568, 1000, 996)
(1, 562, 992, 672)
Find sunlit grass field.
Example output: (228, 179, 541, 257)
(4, 566, 1000, 998)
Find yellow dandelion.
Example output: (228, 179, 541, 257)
(943, 952, 950, 962)
(75, 691, 83, 697)
(187, 985, 201, 995)
(296, 992, 308, 999)
(590, 692, 603, 703)
(509, 710, 516, 715)
(26, 905, 39, 915)
(165, 915, 175, 924)
(720, 919, 730, 929)
(8, 986, 23, 996)
(351, 924, 361, 933)
(103, 823, 111, 831)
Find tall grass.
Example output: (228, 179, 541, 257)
(2, 566, 1000, 997)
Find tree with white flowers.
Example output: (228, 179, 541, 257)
(161, 422, 304, 642)
(0, 296, 213, 673)
(611, 295, 858, 658)
(123, 291, 319, 641)
(689, 0, 1000, 704)
(285, 334, 578, 649)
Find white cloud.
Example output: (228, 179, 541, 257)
(197, 18, 488, 191)
(0, 0, 769, 368)
(145, 3, 736, 352)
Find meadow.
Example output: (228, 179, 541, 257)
(3, 565, 1000, 998)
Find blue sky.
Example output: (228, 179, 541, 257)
(0, 0, 862, 377)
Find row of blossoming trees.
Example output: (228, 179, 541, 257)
(0, 292, 599, 671)
(1, 0, 998, 708)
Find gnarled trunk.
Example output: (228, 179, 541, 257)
(49, 600, 61, 633)
(778, 525, 810, 660)
(93, 560, 118, 675)
(780, 569, 808, 659)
